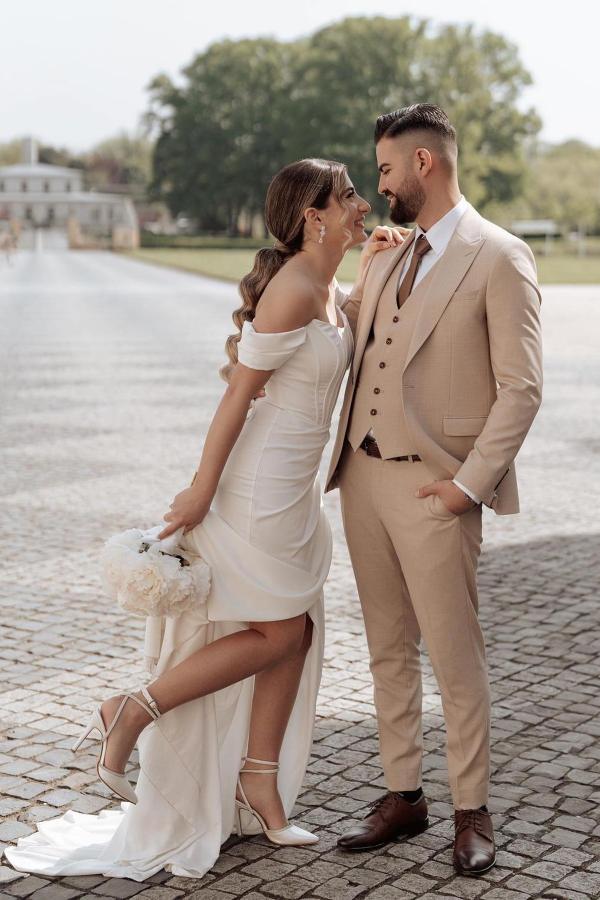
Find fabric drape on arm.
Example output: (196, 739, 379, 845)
(237, 321, 308, 370)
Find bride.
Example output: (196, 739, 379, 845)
(4, 158, 404, 881)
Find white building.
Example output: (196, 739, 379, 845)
(0, 137, 139, 247)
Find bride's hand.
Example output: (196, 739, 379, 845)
(356, 225, 411, 285)
(157, 486, 211, 539)
(363, 225, 410, 258)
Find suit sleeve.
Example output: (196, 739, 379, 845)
(453, 240, 543, 507)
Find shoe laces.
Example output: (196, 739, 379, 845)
(364, 791, 399, 820)
(455, 807, 490, 839)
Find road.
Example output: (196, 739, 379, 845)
(1, 249, 599, 899)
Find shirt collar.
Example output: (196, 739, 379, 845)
(415, 195, 469, 257)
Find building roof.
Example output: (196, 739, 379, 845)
(0, 163, 82, 178)
(0, 190, 129, 204)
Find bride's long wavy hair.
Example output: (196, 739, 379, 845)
(219, 158, 351, 382)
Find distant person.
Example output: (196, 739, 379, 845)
(3, 159, 405, 879)
(326, 103, 543, 876)
(0, 228, 17, 264)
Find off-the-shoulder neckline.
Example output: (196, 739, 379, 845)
(243, 310, 346, 335)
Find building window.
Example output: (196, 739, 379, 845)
(66, 182, 72, 192)
(0, 181, 4, 192)
(92, 208, 100, 222)
(44, 181, 50, 192)
(21, 181, 28, 192)
(25, 206, 32, 220)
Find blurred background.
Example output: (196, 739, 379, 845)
(1, 0, 598, 282)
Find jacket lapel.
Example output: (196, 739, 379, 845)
(403, 206, 486, 372)
(351, 230, 416, 381)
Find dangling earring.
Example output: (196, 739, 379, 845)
(318, 225, 326, 244)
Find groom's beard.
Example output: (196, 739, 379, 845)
(387, 176, 426, 225)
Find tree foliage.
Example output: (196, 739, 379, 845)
(525, 140, 600, 232)
(145, 16, 541, 233)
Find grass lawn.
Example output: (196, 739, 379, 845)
(125, 246, 600, 285)
(126, 248, 362, 284)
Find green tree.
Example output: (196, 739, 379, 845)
(288, 17, 540, 215)
(146, 38, 292, 233)
(146, 16, 541, 231)
(525, 140, 600, 233)
(84, 130, 153, 195)
(0, 139, 25, 166)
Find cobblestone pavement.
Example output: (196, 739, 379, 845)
(1, 250, 599, 900)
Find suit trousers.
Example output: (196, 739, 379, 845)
(337, 439, 491, 809)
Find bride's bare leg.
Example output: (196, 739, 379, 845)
(99, 613, 307, 774)
(237, 615, 314, 829)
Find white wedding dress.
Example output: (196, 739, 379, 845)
(4, 295, 353, 881)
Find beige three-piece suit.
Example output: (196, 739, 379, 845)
(326, 202, 543, 809)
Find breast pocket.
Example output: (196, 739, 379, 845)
(451, 288, 480, 302)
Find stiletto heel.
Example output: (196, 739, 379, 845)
(234, 756, 318, 846)
(71, 685, 161, 805)
(72, 710, 101, 751)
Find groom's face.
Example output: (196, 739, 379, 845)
(376, 136, 426, 226)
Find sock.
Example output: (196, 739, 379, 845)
(395, 787, 423, 804)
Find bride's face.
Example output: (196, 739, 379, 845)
(319, 176, 371, 251)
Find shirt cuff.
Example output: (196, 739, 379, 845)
(453, 479, 481, 505)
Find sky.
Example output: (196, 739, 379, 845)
(1, 1, 595, 153)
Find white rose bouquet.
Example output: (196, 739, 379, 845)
(100, 524, 211, 618)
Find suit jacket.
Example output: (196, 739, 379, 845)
(325, 204, 543, 514)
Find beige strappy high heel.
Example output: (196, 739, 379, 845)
(234, 756, 318, 846)
(71, 685, 161, 804)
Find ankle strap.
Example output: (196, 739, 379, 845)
(240, 755, 279, 774)
(125, 686, 161, 720)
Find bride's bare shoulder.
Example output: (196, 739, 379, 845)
(253, 265, 318, 334)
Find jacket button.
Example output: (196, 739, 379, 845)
(386, 338, 392, 344)
(370, 409, 377, 415)
(393, 316, 399, 322)
(379, 361, 386, 368)
(374, 387, 381, 394)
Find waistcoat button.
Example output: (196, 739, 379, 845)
(379, 362, 386, 368)
(386, 338, 392, 344)
(374, 387, 381, 394)
(370, 409, 377, 415)
(393, 316, 399, 322)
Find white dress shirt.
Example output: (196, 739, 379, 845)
(366, 194, 481, 505)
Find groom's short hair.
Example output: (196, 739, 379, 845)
(374, 104, 457, 166)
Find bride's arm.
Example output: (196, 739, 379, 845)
(158, 288, 314, 539)
(335, 226, 410, 336)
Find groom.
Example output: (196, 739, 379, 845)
(326, 103, 542, 875)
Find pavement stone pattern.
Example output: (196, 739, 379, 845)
(0, 250, 599, 900)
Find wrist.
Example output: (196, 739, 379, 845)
(189, 473, 214, 501)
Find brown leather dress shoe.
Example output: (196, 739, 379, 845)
(453, 807, 496, 875)
(337, 791, 429, 852)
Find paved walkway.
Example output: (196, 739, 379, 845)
(1, 250, 599, 900)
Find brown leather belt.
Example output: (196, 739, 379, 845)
(360, 434, 421, 462)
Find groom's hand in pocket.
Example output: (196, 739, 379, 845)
(415, 479, 477, 516)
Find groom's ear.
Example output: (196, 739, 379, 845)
(414, 147, 433, 176)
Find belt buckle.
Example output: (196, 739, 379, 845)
(362, 436, 378, 457)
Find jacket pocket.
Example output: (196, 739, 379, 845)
(451, 288, 480, 302)
(443, 415, 488, 436)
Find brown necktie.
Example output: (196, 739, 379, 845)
(397, 234, 432, 308)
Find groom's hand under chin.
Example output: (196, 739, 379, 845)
(415, 480, 478, 516)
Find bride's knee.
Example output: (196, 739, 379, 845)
(252, 614, 307, 661)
